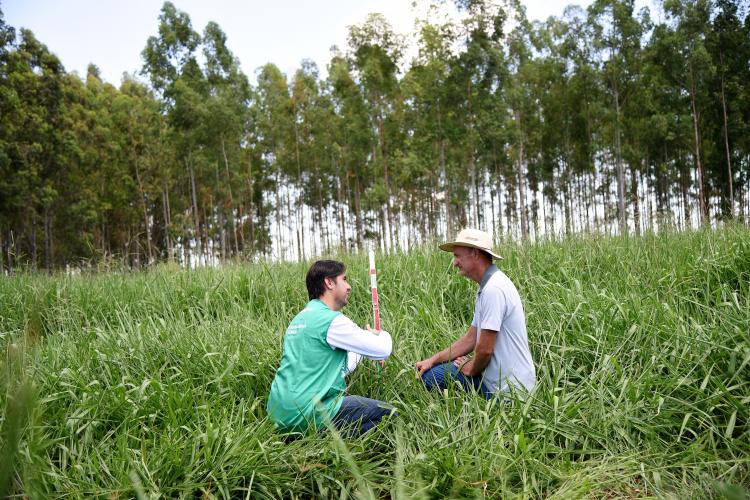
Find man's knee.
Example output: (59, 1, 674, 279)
(421, 364, 449, 391)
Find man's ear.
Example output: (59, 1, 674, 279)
(324, 276, 334, 290)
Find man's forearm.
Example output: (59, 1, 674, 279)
(432, 332, 475, 364)
(462, 329, 497, 376)
(464, 351, 491, 376)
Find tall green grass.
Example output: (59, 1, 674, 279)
(1, 225, 749, 498)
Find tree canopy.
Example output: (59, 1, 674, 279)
(1, 0, 749, 270)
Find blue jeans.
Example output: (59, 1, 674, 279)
(332, 395, 396, 435)
(421, 363, 492, 399)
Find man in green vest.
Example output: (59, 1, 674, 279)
(267, 260, 395, 435)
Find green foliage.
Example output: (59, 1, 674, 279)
(0, 227, 748, 497)
(1, 0, 750, 269)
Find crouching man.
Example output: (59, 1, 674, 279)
(416, 229, 536, 399)
(267, 260, 395, 435)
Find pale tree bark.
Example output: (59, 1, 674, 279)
(161, 184, 173, 262)
(134, 160, 153, 264)
(630, 164, 640, 237)
(44, 205, 52, 273)
(515, 110, 529, 240)
(293, 121, 306, 260)
(30, 208, 37, 269)
(187, 154, 203, 261)
(274, 159, 283, 259)
(613, 87, 627, 235)
(378, 118, 394, 252)
(335, 155, 347, 250)
(688, 63, 708, 224)
(247, 176, 257, 254)
(221, 138, 239, 255)
(719, 62, 734, 217)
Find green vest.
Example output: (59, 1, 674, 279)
(266, 299, 347, 433)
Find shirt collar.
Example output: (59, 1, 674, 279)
(478, 264, 499, 292)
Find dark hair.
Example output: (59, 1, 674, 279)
(306, 260, 346, 300)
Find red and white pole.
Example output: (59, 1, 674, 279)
(369, 250, 381, 331)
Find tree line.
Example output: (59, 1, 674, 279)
(1, 0, 748, 271)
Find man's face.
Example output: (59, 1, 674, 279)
(452, 246, 476, 277)
(326, 273, 351, 309)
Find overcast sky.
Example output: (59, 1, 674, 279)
(4, 0, 604, 85)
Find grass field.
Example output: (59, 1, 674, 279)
(1, 226, 749, 498)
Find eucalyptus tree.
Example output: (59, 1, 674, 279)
(588, 0, 647, 234)
(142, 1, 207, 264)
(658, 0, 714, 224)
(401, 15, 458, 240)
(291, 60, 338, 255)
(560, 6, 606, 232)
(644, 8, 695, 228)
(347, 13, 404, 250)
(0, 9, 18, 270)
(529, 16, 572, 236)
(112, 75, 164, 264)
(254, 63, 294, 259)
(535, 6, 603, 234)
(327, 53, 374, 250)
(705, 0, 749, 218)
(202, 21, 252, 258)
(0, 28, 65, 270)
(432, 0, 508, 236)
(71, 67, 122, 262)
(504, 9, 535, 239)
(240, 89, 274, 256)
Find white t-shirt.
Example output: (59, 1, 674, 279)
(326, 315, 392, 375)
(472, 266, 536, 394)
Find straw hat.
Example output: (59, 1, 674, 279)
(439, 228, 503, 260)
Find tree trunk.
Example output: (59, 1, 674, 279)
(246, 155, 254, 254)
(7, 230, 14, 273)
(688, 65, 707, 224)
(274, 159, 283, 259)
(376, 118, 393, 251)
(354, 177, 363, 250)
(293, 121, 306, 261)
(31, 208, 38, 269)
(134, 160, 153, 264)
(631, 164, 640, 237)
(162, 181, 173, 262)
(681, 157, 691, 229)
(516, 112, 529, 240)
(335, 154, 346, 250)
(719, 63, 734, 218)
(442, 144, 451, 238)
(221, 138, 239, 255)
(614, 87, 627, 236)
(203, 202, 211, 264)
(187, 154, 203, 261)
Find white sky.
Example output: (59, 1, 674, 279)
(3, 0, 604, 86)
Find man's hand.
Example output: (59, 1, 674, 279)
(364, 326, 385, 367)
(415, 357, 435, 377)
(454, 355, 473, 376)
(365, 325, 380, 336)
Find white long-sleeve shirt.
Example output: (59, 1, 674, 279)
(325, 314, 392, 375)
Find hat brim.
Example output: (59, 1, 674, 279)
(439, 242, 503, 260)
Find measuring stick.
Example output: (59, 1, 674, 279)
(369, 250, 381, 331)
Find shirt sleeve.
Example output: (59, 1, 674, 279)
(345, 352, 363, 375)
(477, 286, 506, 332)
(326, 315, 392, 360)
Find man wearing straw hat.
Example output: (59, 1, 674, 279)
(416, 229, 536, 398)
